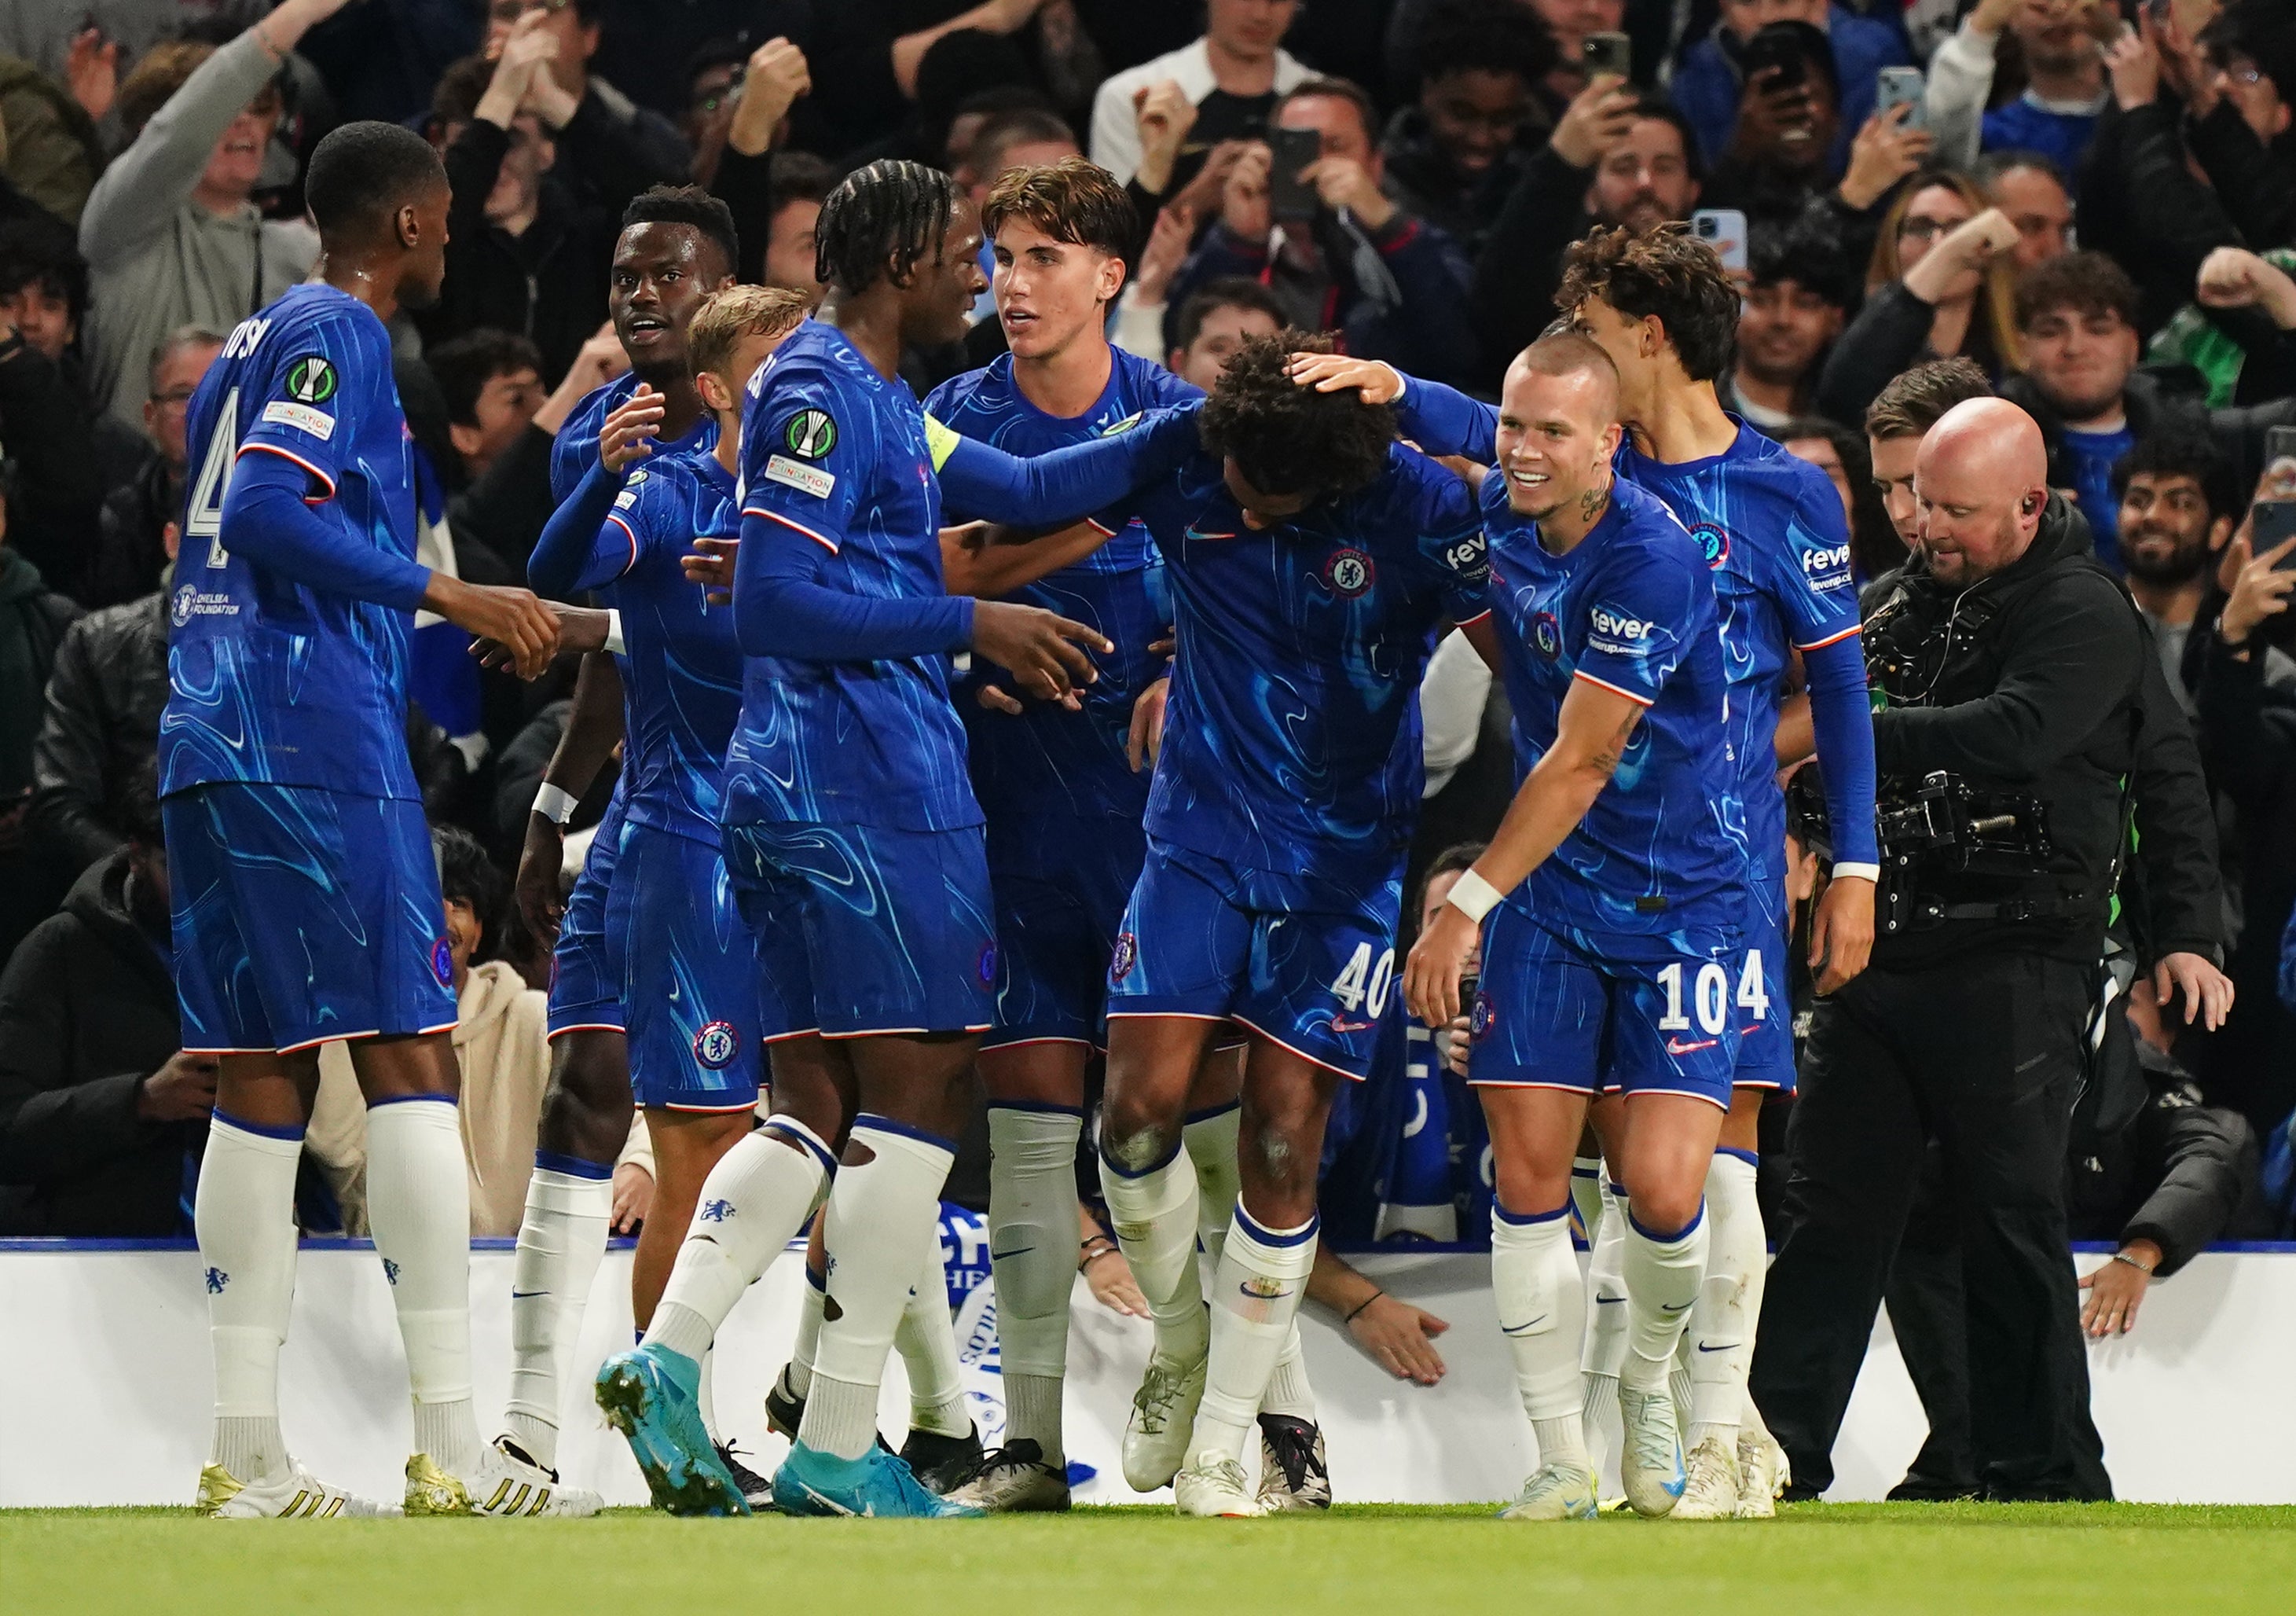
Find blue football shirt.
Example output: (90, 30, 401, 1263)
(1616, 427, 1861, 891)
(1481, 474, 1746, 950)
(727, 318, 980, 833)
(160, 283, 423, 800)
(1114, 443, 1491, 886)
(567, 447, 745, 847)
(924, 347, 1198, 824)
(552, 369, 720, 505)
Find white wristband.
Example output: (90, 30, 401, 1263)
(1831, 861, 1880, 883)
(603, 609, 625, 657)
(532, 783, 579, 826)
(1444, 869, 1505, 924)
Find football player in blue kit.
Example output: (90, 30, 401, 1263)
(493, 188, 751, 1500)
(1295, 223, 1880, 1519)
(511, 281, 802, 1512)
(922, 157, 1217, 1514)
(619, 158, 1198, 1520)
(1397, 332, 1751, 1522)
(950, 330, 1498, 1517)
(161, 123, 589, 1519)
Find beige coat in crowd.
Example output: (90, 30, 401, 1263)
(305, 960, 652, 1236)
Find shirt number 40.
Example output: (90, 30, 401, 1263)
(1655, 953, 1769, 1035)
(1330, 944, 1397, 1019)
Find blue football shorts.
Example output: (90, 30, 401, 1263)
(605, 823, 761, 1112)
(164, 782, 457, 1055)
(981, 812, 1147, 1052)
(723, 817, 997, 1041)
(1731, 876, 1795, 1095)
(546, 788, 628, 1038)
(1466, 902, 1744, 1110)
(1103, 836, 1402, 1081)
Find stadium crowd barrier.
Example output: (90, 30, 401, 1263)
(6, 1240, 2293, 1506)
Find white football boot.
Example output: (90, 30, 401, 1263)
(1496, 1464, 1599, 1522)
(1671, 1434, 1741, 1519)
(1736, 1427, 1789, 1519)
(1172, 1455, 1258, 1518)
(1618, 1386, 1687, 1518)
(198, 1462, 395, 1519)
(1121, 1352, 1206, 1492)
(405, 1434, 603, 1517)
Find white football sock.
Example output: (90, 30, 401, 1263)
(366, 1097, 481, 1475)
(504, 1160, 612, 1469)
(985, 1104, 1083, 1464)
(787, 1261, 824, 1400)
(1687, 1149, 1762, 1445)
(1492, 1200, 1587, 1469)
(1187, 1202, 1316, 1468)
(1098, 1139, 1208, 1365)
(1184, 1107, 1316, 1424)
(644, 1121, 834, 1361)
(1579, 1175, 1628, 1478)
(1619, 1200, 1708, 1393)
(1183, 1103, 1242, 1264)
(896, 1232, 970, 1438)
(798, 1117, 955, 1460)
(198, 1113, 304, 1484)
(699, 1347, 722, 1445)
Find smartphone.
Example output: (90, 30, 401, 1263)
(1740, 26, 1808, 89)
(2255, 499, 2296, 568)
(2265, 424, 2296, 470)
(1582, 31, 1633, 81)
(1876, 65, 1927, 130)
(1267, 126, 1322, 225)
(1693, 209, 1749, 275)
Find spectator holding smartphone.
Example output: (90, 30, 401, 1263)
(1671, 0, 1912, 176)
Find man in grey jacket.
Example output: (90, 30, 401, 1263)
(75, 0, 352, 426)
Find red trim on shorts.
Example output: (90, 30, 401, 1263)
(1227, 1015, 1366, 1082)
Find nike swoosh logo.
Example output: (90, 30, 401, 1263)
(1594, 1296, 1625, 1306)
(989, 1247, 1035, 1262)
(1500, 1314, 1549, 1335)
(1664, 1038, 1718, 1056)
(801, 1482, 855, 1517)
(1660, 1300, 1692, 1314)
(1183, 526, 1238, 542)
(510, 1291, 546, 1299)
(1695, 1341, 1735, 1353)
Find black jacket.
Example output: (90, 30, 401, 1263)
(2067, 1019, 2262, 1274)
(0, 850, 193, 1236)
(1469, 141, 1594, 391)
(1378, 107, 1535, 262)
(1861, 494, 2156, 964)
(29, 591, 167, 880)
(85, 450, 176, 612)
(416, 121, 617, 386)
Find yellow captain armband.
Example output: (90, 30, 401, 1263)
(925, 413, 962, 473)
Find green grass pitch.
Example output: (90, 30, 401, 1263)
(8, 1504, 2296, 1614)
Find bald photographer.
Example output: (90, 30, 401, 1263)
(1750, 398, 2233, 1503)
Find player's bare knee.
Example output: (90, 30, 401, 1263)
(1101, 1115, 1178, 1177)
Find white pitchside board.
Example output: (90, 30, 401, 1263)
(4, 1244, 2293, 1507)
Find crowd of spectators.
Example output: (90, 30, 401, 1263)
(0, 1, 2290, 1467)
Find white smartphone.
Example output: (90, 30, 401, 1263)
(1876, 65, 1927, 130)
(1692, 209, 1749, 275)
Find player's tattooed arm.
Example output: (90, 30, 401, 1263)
(1403, 675, 1646, 1027)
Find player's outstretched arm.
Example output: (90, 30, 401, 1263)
(1800, 634, 1879, 994)
(930, 404, 1198, 531)
(941, 518, 1117, 599)
(1286, 352, 1498, 463)
(222, 448, 435, 614)
(1403, 675, 1646, 1027)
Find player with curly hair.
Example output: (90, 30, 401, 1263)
(952, 326, 1499, 1515)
